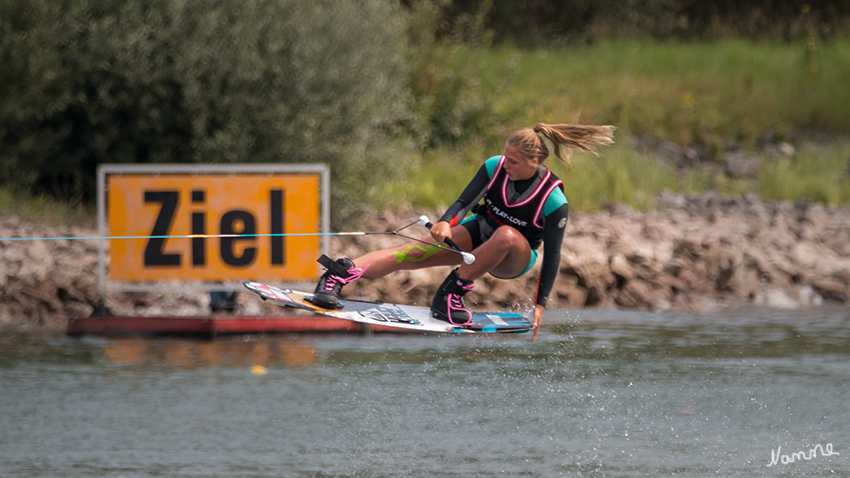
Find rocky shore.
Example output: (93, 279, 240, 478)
(2, 192, 849, 328)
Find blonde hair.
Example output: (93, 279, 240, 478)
(507, 123, 616, 165)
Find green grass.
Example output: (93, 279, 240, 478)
(757, 141, 850, 204)
(384, 38, 850, 212)
(486, 38, 850, 147)
(557, 134, 698, 211)
(0, 185, 96, 228)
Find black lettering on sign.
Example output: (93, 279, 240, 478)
(271, 189, 284, 265)
(144, 191, 181, 267)
(191, 189, 205, 266)
(220, 210, 256, 267)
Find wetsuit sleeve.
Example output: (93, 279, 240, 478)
(536, 203, 568, 307)
(438, 162, 492, 224)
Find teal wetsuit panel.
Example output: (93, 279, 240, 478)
(484, 156, 501, 177)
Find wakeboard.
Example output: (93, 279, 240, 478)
(243, 281, 532, 334)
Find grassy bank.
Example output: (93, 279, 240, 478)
(388, 38, 850, 212)
(493, 38, 850, 145)
(0, 186, 95, 228)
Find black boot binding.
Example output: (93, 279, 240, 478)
(430, 268, 475, 325)
(311, 255, 366, 309)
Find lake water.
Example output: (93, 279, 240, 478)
(1, 307, 848, 477)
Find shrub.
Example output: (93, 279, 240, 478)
(0, 0, 416, 222)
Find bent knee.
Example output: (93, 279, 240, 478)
(491, 226, 527, 248)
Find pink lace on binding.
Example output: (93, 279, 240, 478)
(447, 280, 474, 326)
(323, 263, 369, 291)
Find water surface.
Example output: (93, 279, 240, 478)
(1, 307, 848, 477)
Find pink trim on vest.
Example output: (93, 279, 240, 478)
(532, 180, 564, 228)
(486, 155, 505, 192)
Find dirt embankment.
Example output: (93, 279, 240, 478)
(2, 192, 849, 327)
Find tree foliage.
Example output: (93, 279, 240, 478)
(0, 0, 415, 218)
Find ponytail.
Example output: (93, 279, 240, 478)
(507, 123, 616, 165)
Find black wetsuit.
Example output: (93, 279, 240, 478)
(438, 156, 569, 307)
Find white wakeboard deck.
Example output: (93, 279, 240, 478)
(243, 281, 532, 334)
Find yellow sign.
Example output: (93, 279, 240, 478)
(107, 173, 321, 282)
